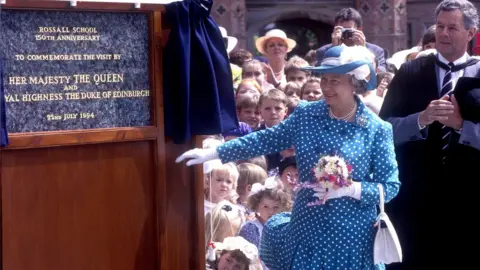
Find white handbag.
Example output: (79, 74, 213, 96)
(373, 184, 402, 265)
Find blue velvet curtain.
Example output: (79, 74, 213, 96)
(163, 0, 239, 144)
(0, 60, 9, 147)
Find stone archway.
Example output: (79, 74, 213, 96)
(271, 17, 333, 58)
(245, 5, 344, 57)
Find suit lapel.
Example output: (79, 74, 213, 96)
(425, 55, 440, 99)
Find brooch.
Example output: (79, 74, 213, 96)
(356, 115, 368, 127)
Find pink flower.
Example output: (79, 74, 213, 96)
(328, 175, 337, 183)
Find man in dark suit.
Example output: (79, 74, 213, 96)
(316, 8, 387, 72)
(379, 0, 480, 268)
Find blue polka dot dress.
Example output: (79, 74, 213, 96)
(217, 99, 400, 270)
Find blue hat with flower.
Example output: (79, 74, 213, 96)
(302, 45, 377, 90)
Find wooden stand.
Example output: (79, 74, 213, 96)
(0, 1, 204, 269)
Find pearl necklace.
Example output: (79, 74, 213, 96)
(329, 103, 357, 121)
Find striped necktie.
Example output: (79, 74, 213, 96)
(440, 62, 454, 163)
(440, 62, 455, 96)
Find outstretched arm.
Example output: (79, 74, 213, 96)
(177, 102, 307, 166)
(216, 102, 306, 164)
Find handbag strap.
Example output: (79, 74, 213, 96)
(378, 184, 385, 214)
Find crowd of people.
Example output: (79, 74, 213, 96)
(177, 0, 480, 269)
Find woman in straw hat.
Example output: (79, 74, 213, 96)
(255, 29, 296, 90)
(177, 45, 399, 269)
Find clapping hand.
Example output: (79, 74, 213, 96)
(261, 62, 280, 86)
(418, 95, 455, 127)
(438, 94, 463, 130)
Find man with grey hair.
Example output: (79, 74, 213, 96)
(380, 0, 480, 268)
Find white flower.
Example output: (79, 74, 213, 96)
(215, 237, 259, 266)
(314, 155, 350, 181)
(339, 45, 374, 81)
(249, 177, 278, 196)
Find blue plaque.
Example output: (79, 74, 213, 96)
(0, 10, 151, 133)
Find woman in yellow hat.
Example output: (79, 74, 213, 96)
(255, 29, 296, 90)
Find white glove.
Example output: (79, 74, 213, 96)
(313, 181, 362, 202)
(175, 147, 219, 166)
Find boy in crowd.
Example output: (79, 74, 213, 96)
(257, 89, 288, 173)
(257, 89, 288, 130)
(236, 95, 261, 129)
(284, 56, 310, 85)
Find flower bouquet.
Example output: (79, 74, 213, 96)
(297, 154, 353, 205)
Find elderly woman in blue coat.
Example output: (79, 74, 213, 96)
(177, 45, 400, 270)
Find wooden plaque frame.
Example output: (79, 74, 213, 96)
(0, 1, 204, 269)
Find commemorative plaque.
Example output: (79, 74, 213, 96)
(0, 10, 151, 132)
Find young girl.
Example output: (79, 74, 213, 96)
(204, 161, 240, 215)
(236, 163, 268, 211)
(238, 179, 290, 248)
(300, 77, 323, 102)
(206, 236, 261, 270)
(242, 60, 275, 91)
(236, 79, 262, 101)
(205, 201, 245, 247)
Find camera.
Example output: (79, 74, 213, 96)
(341, 28, 355, 40)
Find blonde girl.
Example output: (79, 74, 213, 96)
(205, 201, 245, 249)
(204, 161, 240, 215)
(236, 163, 267, 209)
